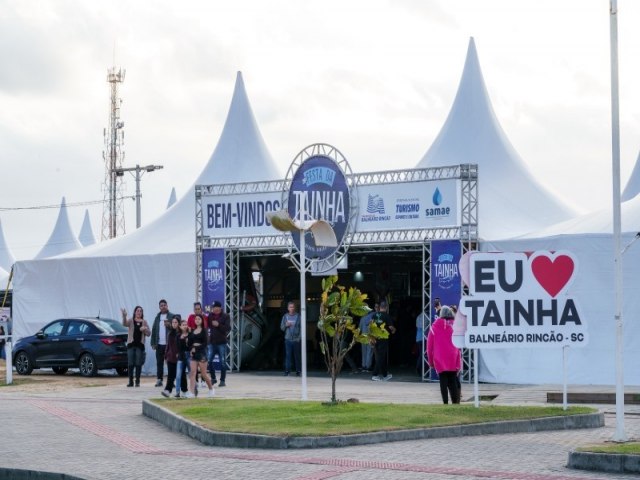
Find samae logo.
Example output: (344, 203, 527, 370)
(425, 187, 451, 218)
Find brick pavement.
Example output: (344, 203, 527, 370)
(1, 370, 639, 480)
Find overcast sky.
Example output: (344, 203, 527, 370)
(1, 0, 640, 260)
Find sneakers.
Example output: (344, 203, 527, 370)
(212, 378, 218, 385)
(135, 381, 140, 387)
(174, 392, 181, 398)
(208, 389, 215, 398)
(126, 382, 134, 387)
(198, 380, 207, 388)
(371, 376, 381, 381)
(382, 374, 393, 381)
(161, 390, 170, 398)
(219, 381, 226, 387)
(184, 392, 195, 399)
(155, 379, 163, 387)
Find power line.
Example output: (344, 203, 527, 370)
(0, 196, 135, 211)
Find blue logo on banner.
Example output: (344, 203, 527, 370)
(425, 186, 451, 218)
(433, 188, 443, 206)
(366, 194, 385, 214)
(288, 155, 350, 260)
(202, 249, 225, 307)
(430, 240, 461, 315)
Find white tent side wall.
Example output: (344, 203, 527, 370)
(478, 233, 640, 385)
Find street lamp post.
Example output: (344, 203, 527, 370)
(115, 164, 163, 229)
(267, 208, 337, 400)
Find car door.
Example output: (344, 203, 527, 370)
(57, 319, 92, 366)
(33, 320, 67, 367)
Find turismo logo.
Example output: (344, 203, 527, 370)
(394, 197, 420, 220)
(360, 194, 390, 223)
(425, 187, 451, 218)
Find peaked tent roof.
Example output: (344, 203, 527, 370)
(62, 71, 281, 258)
(78, 210, 97, 247)
(34, 197, 82, 259)
(0, 218, 15, 271)
(622, 150, 640, 202)
(166, 187, 177, 209)
(416, 38, 576, 240)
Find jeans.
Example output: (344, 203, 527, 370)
(207, 343, 228, 382)
(284, 339, 301, 374)
(361, 343, 373, 369)
(127, 346, 144, 385)
(175, 353, 189, 393)
(155, 344, 166, 381)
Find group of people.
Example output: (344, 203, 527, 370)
(121, 299, 230, 399)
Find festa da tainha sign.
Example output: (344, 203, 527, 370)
(455, 251, 588, 349)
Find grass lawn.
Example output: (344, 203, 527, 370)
(577, 442, 640, 455)
(153, 398, 595, 437)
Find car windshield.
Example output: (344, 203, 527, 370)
(94, 318, 128, 334)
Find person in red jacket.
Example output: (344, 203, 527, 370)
(427, 305, 461, 404)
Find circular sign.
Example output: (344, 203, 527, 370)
(283, 144, 357, 270)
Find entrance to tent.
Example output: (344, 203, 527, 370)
(225, 244, 478, 379)
(196, 162, 478, 382)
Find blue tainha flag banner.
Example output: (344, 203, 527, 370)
(430, 240, 462, 317)
(202, 249, 226, 309)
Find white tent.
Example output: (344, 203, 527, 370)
(416, 38, 576, 240)
(622, 150, 640, 201)
(33, 197, 82, 260)
(0, 218, 15, 272)
(166, 187, 177, 209)
(13, 72, 281, 342)
(78, 210, 97, 247)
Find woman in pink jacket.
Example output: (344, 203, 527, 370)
(426, 305, 461, 404)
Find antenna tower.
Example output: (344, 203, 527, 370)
(101, 66, 127, 240)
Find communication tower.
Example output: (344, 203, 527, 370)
(101, 66, 127, 240)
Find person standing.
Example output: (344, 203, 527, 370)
(161, 315, 181, 398)
(207, 300, 231, 387)
(427, 305, 461, 404)
(185, 314, 215, 398)
(280, 301, 301, 376)
(121, 306, 150, 387)
(0, 325, 6, 360)
(371, 300, 395, 382)
(358, 302, 378, 372)
(174, 318, 190, 398)
(151, 299, 175, 387)
(415, 309, 429, 375)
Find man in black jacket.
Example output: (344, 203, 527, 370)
(207, 301, 231, 387)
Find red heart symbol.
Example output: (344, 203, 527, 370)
(531, 254, 574, 297)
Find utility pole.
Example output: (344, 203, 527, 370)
(101, 66, 126, 240)
(115, 164, 164, 228)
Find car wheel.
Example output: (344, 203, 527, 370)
(79, 353, 97, 377)
(115, 366, 128, 377)
(14, 351, 33, 375)
(52, 366, 68, 375)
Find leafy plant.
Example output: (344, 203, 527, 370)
(317, 275, 389, 403)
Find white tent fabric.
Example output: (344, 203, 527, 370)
(0, 266, 9, 290)
(416, 38, 576, 240)
(622, 150, 640, 202)
(166, 187, 177, 209)
(0, 218, 15, 272)
(33, 197, 82, 260)
(478, 233, 640, 385)
(78, 209, 97, 247)
(13, 72, 281, 349)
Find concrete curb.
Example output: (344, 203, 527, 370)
(567, 451, 640, 474)
(0, 468, 86, 480)
(142, 399, 604, 450)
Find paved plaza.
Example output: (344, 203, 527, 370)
(1, 368, 639, 480)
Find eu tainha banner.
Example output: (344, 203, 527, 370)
(458, 251, 588, 349)
(202, 249, 226, 310)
